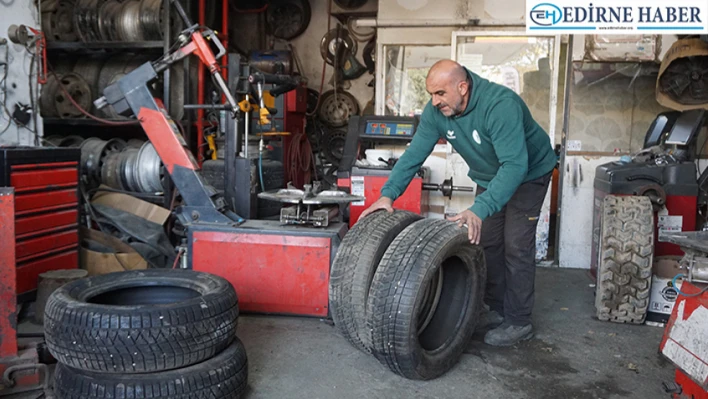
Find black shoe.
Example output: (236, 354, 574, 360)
(483, 322, 534, 347)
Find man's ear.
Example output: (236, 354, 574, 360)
(458, 80, 469, 96)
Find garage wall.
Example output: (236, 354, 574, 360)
(378, 0, 525, 23)
(289, 2, 375, 115)
(0, 0, 41, 146)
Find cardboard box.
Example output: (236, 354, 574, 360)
(653, 256, 684, 279)
(80, 227, 147, 276)
(585, 35, 659, 62)
(92, 188, 170, 225)
(656, 38, 708, 112)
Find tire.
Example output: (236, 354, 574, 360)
(595, 195, 654, 324)
(54, 337, 248, 399)
(44, 269, 239, 374)
(266, 0, 311, 41)
(367, 219, 486, 380)
(329, 210, 423, 353)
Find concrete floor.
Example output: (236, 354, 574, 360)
(237, 267, 674, 399)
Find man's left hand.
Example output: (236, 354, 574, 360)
(447, 210, 482, 245)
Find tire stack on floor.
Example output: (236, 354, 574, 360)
(44, 269, 248, 399)
(329, 210, 486, 380)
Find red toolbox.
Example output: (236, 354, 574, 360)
(0, 147, 81, 300)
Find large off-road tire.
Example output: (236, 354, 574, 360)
(45, 269, 239, 373)
(54, 337, 248, 399)
(367, 219, 486, 380)
(595, 195, 654, 324)
(329, 210, 423, 353)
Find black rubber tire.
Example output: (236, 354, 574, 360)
(54, 337, 248, 399)
(367, 219, 486, 380)
(330, 210, 423, 353)
(595, 195, 654, 324)
(266, 0, 311, 41)
(44, 269, 239, 374)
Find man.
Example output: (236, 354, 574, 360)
(359, 59, 556, 347)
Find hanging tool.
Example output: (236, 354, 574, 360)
(248, 71, 301, 126)
(7, 24, 47, 84)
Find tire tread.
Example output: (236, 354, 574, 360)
(595, 195, 654, 324)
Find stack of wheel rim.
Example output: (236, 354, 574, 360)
(329, 210, 486, 380)
(79, 137, 127, 189)
(40, 73, 92, 119)
(44, 269, 248, 399)
(100, 141, 164, 193)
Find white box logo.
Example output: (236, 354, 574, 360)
(526, 0, 708, 34)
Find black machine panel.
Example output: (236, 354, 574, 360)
(595, 108, 707, 198)
(339, 115, 419, 177)
(594, 161, 698, 197)
(665, 109, 706, 146)
(644, 111, 680, 148)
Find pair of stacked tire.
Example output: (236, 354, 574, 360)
(44, 270, 248, 399)
(330, 210, 486, 380)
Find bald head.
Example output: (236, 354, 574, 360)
(426, 59, 471, 117)
(428, 59, 468, 84)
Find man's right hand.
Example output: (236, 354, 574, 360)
(358, 197, 394, 220)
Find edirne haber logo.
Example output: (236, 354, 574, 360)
(526, 0, 708, 34)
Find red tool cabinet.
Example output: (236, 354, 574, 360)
(0, 147, 81, 300)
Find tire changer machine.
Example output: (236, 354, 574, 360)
(590, 109, 708, 398)
(337, 115, 475, 226)
(94, 1, 362, 318)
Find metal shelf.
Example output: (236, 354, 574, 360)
(42, 118, 142, 126)
(47, 41, 165, 51)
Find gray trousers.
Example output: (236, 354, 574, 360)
(477, 172, 551, 326)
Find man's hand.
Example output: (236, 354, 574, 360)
(359, 197, 394, 220)
(447, 210, 482, 244)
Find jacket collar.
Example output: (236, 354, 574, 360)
(457, 68, 481, 118)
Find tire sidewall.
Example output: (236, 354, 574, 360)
(407, 232, 482, 379)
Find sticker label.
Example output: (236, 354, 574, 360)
(649, 275, 682, 315)
(567, 140, 582, 151)
(658, 215, 683, 241)
(662, 301, 708, 384)
(351, 176, 365, 206)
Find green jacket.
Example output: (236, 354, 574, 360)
(380, 69, 557, 221)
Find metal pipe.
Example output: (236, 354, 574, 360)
(197, 0, 206, 166)
(244, 94, 250, 158)
(221, 0, 229, 105)
(213, 73, 239, 112)
(184, 104, 231, 110)
(555, 35, 574, 265)
(170, 0, 193, 27)
(690, 259, 708, 283)
(355, 18, 525, 28)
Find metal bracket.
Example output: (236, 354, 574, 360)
(0, 363, 49, 397)
(682, 251, 708, 284)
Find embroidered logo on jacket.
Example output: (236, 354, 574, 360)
(473, 130, 481, 144)
(446, 130, 456, 140)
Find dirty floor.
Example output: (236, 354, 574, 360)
(237, 267, 674, 399)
